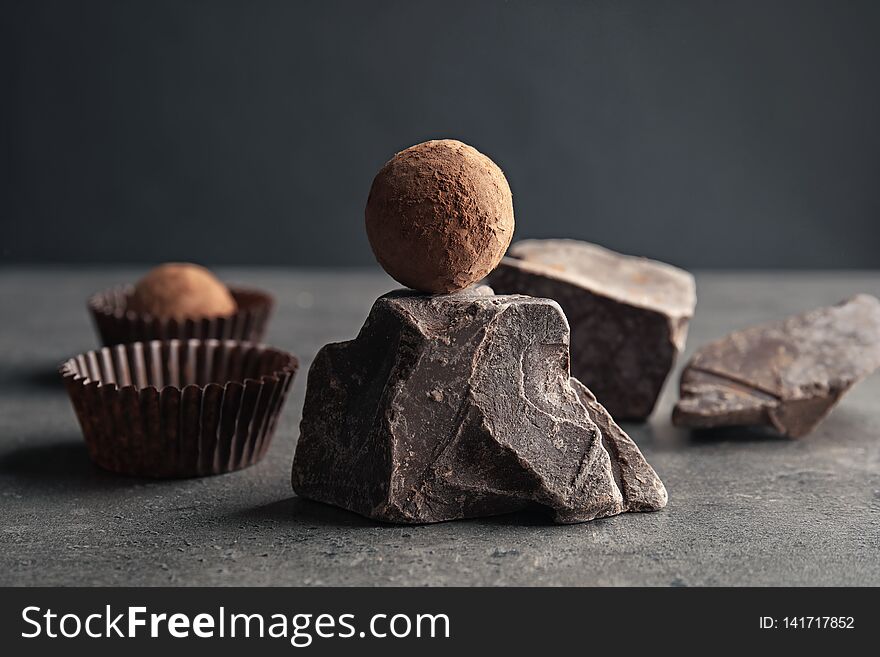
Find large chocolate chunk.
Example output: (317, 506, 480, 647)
(487, 239, 696, 420)
(674, 294, 880, 438)
(291, 286, 667, 524)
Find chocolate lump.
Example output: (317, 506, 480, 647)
(291, 286, 667, 523)
(674, 294, 880, 437)
(487, 239, 696, 420)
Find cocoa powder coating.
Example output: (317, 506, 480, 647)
(128, 263, 238, 320)
(365, 139, 514, 294)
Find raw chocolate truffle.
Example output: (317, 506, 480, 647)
(365, 139, 514, 294)
(487, 239, 696, 420)
(292, 286, 667, 524)
(674, 294, 880, 438)
(128, 263, 238, 320)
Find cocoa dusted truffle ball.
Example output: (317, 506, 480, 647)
(365, 139, 514, 294)
(128, 263, 237, 320)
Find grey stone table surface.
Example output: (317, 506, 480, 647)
(1, 267, 878, 587)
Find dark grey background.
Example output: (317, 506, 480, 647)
(4, 0, 879, 268)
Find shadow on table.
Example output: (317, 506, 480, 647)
(681, 407, 868, 446)
(237, 497, 377, 528)
(21, 363, 67, 389)
(0, 362, 67, 393)
(683, 425, 790, 444)
(633, 420, 791, 447)
(0, 440, 152, 492)
(236, 497, 569, 529)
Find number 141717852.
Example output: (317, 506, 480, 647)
(782, 617, 854, 629)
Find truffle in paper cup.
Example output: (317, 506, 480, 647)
(60, 339, 297, 478)
(88, 285, 274, 347)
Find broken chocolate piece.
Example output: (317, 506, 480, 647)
(673, 294, 880, 438)
(291, 286, 667, 524)
(571, 379, 668, 511)
(487, 239, 696, 420)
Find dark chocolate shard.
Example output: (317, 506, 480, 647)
(487, 239, 696, 421)
(291, 286, 667, 524)
(674, 294, 880, 438)
(570, 379, 668, 511)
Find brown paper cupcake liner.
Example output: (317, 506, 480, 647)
(61, 339, 298, 478)
(88, 285, 274, 346)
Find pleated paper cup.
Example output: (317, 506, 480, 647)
(88, 285, 273, 346)
(61, 339, 297, 478)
